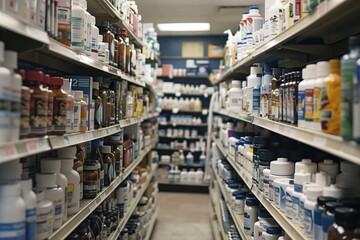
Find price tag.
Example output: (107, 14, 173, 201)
(38, 139, 48, 149)
(2, 145, 17, 157)
(89, 201, 97, 212)
(108, 66, 118, 74)
(314, 135, 326, 147)
(26, 141, 39, 152)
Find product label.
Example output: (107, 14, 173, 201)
(300, 200, 305, 227)
(53, 95, 66, 132)
(80, 103, 88, 131)
(83, 180, 98, 197)
(253, 87, 260, 115)
(269, 180, 274, 202)
(244, 212, 251, 232)
(26, 208, 36, 240)
(304, 207, 313, 235)
(274, 186, 280, 207)
(305, 89, 314, 121)
(71, 17, 84, 47)
(341, 62, 354, 139)
(280, 186, 287, 210)
(270, 9, 284, 36)
(53, 199, 63, 225)
(66, 183, 78, 209)
(73, 102, 80, 130)
(285, 191, 293, 218)
(91, 36, 98, 53)
(30, 93, 47, 135)
(36, 207, 53, 238)
(0, 222, 25, 239)
(298, 90, 305, 122)
(65, 99, 74, 133)
(288, 86, 295, 123)
(313, 87, 321, 123)
(292, 196, 300, 222)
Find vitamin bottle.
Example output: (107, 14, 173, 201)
(56, 0, 71, 46)
(260, 64, 272, 118)
(117, 28, 126, 71)
(34, 189, 53, 240)
(60, 159, 80, 215)
(83, 161, 99, 199)
(313, 61, 329, 131)
(2, 51, 21, 141)
(304, 64, 317, 130)
(62, 78, 75, 133)
(35, 173, 64, 230)
(92, 81, 103, 129)
(24, 70, 47, 137)
(21, 179, 36, 240)
(17, 69, 31, 139)
(289, 71, 301, 124)
(71, 0, 85, 52)
(0, 182, 26, 239)
(271, 68, 281, 120)
(90, 16, 99, 59)
(90, 140, 104, 191)
(101, 145, 115, 186)
(40, 158, 68, 223)
(126, 91, 133, 119)
(341, 35, 360, 140)
(82, 0, 92, 56)
(107, 133, 123, 175)
(304, 187, 323, 237)
(48, 77, 67, 135)
(98, 21, 114, 66)
(293, 170, 311, 224)
(244, 198, 259, 236)
(73, 90, 82, 132)
(327, 207, 360, 240)
(98, 35, 106, 63)
(228, 80, 242, 112)
(298, 67, 309, 128)
(42, 74, 54, 134)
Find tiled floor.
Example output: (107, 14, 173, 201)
(151, 192, 213, 240)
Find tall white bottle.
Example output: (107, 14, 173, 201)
(312, 61, 329, 131)
(71, 0, 85, 52)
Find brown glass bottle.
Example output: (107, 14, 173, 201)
(328, 207, 360, 240)
(117, 28, 126, 71)
(101, 145, 115, 186)
(16, 69, 31, 139)
(92, 81, 103, 129)
(111, 26, 119, 68)
(48, 76, 67, 135)
(98, 22, 115, 66)
(99, 79, 110, 127)
(125, 36, 131, 74)
(43, 74, 54, 134)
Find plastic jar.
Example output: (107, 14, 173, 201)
(313, 196, 336, 240)
(244, 198, 259, 236)
(36, 173, 64, 230)
(304, 187, 323, 237)
(34, 189, 53, 240)
(83, 161, 99, 198)
(0, 182, 26, 239)
(261, 227, 282, 240)
(269, 158, 294, 202)
(273, 178, 292, 211)
(21, 179, 36, 240)
(318, 159, 338, 184)
(23, 70, 47, 137)
(40, 158, 68, 222)
(295, 159, 317, 181)
(60, 159, 80, 215)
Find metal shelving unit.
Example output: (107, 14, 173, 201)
(163, 92, 212, 98)
(209, 184, 228, 240)
(143, 207, 159, 240)
(158, 162, 204, 168)
(159, 122, 207, 127)
(159, 135, 205, 140)
(213, 109, 253, 124)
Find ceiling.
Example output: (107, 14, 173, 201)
(136, 0, 265, 36)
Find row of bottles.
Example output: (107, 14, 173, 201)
(159, 97, 202, 111)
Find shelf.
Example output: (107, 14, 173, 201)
(119, 116, 144, 128)
(158, 180, 208, 187)
(212, 136, 308, 240)
(48, 144, 156, 239)
(0, 137, 51, 163)
(213, 109, 360, 165)
(159, 135, 205, 140)
(161, 109, 209, 115)
(213, 167, 248, 240)
(142, 112, 160, 121)
(214, 0, 360, 85)
(163, 92, 211, 98)
(143, 207, 159, 240)
(209, 202, 225, 240)
(154, 147, 203, 152)
(158, 162, 205, 168)
(87, 0, 143, 48)
(159, 122, 207, 127)
(108, 167, 156, 240)
(213, 109, 253, 124)
(161, 56, 223, 60)
(159, 75, 209, 80)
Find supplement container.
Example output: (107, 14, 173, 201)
(60, 159, 81, 215)
(258, 148, 276, 191)
(295, 159, 317, 181)
(285, 180, 295, 219)
(101, 145, 116, 186)
(322, 185, 343, 199)
(313, 196, 336, 240)
(292, 171, 311, 223)
(34, 189, 53, 240)
(83, 161, 100, 198)
(273, 178, 292, 211)
(318, 159, 338, 184)
(43, 75, 54, 134)
(269, 158, 295, 203)
(263, 168, 270, 199)
(327, 207, 360, 240)
(21, 179, 36, 240)
(234, 193, 245, 214)
(0, 182, 26, 239)
(36, 173, 64, 230)
(304, 187, 323, 237)
(299, 182, 319, 228)
(262, 227, 282, 240)
(62, 78, 75, 134)
(322, 201, 344, 240)
(48, 76, 67, 135)
(315, 171, 331, 188)
(228, 80, 242, 112)
(244, 198, 259, 236)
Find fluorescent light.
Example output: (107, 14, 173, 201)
(157, 23, 210, 32)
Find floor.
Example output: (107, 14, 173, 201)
(151, 192, 213, 240)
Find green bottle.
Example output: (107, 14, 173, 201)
(340, 35, 360, 140)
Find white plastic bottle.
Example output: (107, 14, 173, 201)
(246, 6, 264, 36)
(261, 227, 282, 240)
(60, 159, 80, 215)
(293, 170, 311, 224)
(90, 16, 99, 59)
(34, 189, 53, 240)
(261, 65, 272, 118)
(82, 0, 91, 56)
(269, 0, 285, 38)
(304, 187, 322, 237)
(244, 198, 259, 236)
(71, 0, 85, 52)
(335, 161, 360, 197)
(295, 158, 317, 181)
(98, 35, 106, 62)
(304, 64, 317, 130)
(62, 78, 75, 133)
(285, 180, 295, 219)
(40, 158, 68, 222)
(73, 90, 83, 132)
(0, 42, 12, 142)
(246, 65, 262, 116)
(195, 168, 204, 182)
(228, 80, 242, 112)
(0, 182, 26, 239)
(188, 169, 196, 183)
(4, 50, 21, 141)
(36, 173, 64, 231)
(298, 66, 308, 128)
(180, 169, 188, 182)
(21, 179, 37, 240)
(269, 158, 295, 202)
(318, 159, 338, 184)
(173, 166, 181, 182)
(312, 61, 329, 131)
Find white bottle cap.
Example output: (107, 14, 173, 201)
(0, 182, 21, 196)
(57, 146, 76, 158)
(73, 90, 84, 101)
(322, 184, 343, 199)
(101, 146, 112, 154)
(316, 61, 329, 78)
(270, 158, 295, 176)
(41, 158, 61, 173)
(0, 159, 22, 181)
(315, 171, 331, 187)
(306, 187, 322, 201)
(60, 159, 75, 172)
(232, 80, 241, 88)
(318, 159, 339, 178)
(4, 50, 18, 70)
(98, 35, 103, 42)
(294, 170, 311, 185)
(20, 179, 33, 192)
(306, 64, 317, 79)
(91, 15, 96, 25)
(295, 159, 317, 173)
(302, 67, 308, 80)
(303, 182, 318, 194)
(36, 173, 57, 188)
(340, 161, 360, 175)
(0, 41, 4, 63)
(34, 189, 45, 202)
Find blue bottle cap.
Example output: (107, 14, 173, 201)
(266, 227, 282, 235)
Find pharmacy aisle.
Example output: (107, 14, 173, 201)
(151, 192, 212, 240)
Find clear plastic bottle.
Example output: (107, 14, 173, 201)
(71, 0, 85, 52)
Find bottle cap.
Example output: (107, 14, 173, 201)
(334, 207, 360, 228)
(0, 159, 22, 181)
(263, 64, 272, 75)
(57, 146, 76, 158)
(322, 184, 343, 199)
(101, 146, 112, 154)
(4, 50, 18, 70)
(266, 227, 282, 235)
(50, 76, 64, 86)
(316, 61, 329, 78)
(246, 198, 259, 206)
(349, 35, 360, 48)
(60, 159, 75, 172)
(270, 158, 295, 176)
(295, 159, 317, 173)
(231, 80, 241, 88)
(33, 188, 45, 202)
(340, 161, 360, 175)
(306, 187, 322, 201)
(249, 6, 259, 10)
(258, 149, 276, 162)
(25, 70, 44, 82)
(236, 193, 245, 199)
(325, 201, 343, 213)
(20, 179, 33, 192)
(73, 90, 84, 100)
(294, 170, 311, 185)
(306, 64, 317, 79)
(315, 171, 331, 187)
(36, 173, 57, 188)
(317, 196, 336, 206)
(41, 158, 61, 173)
(318, 159, 339, 178)
(0, 182, 21, 196)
